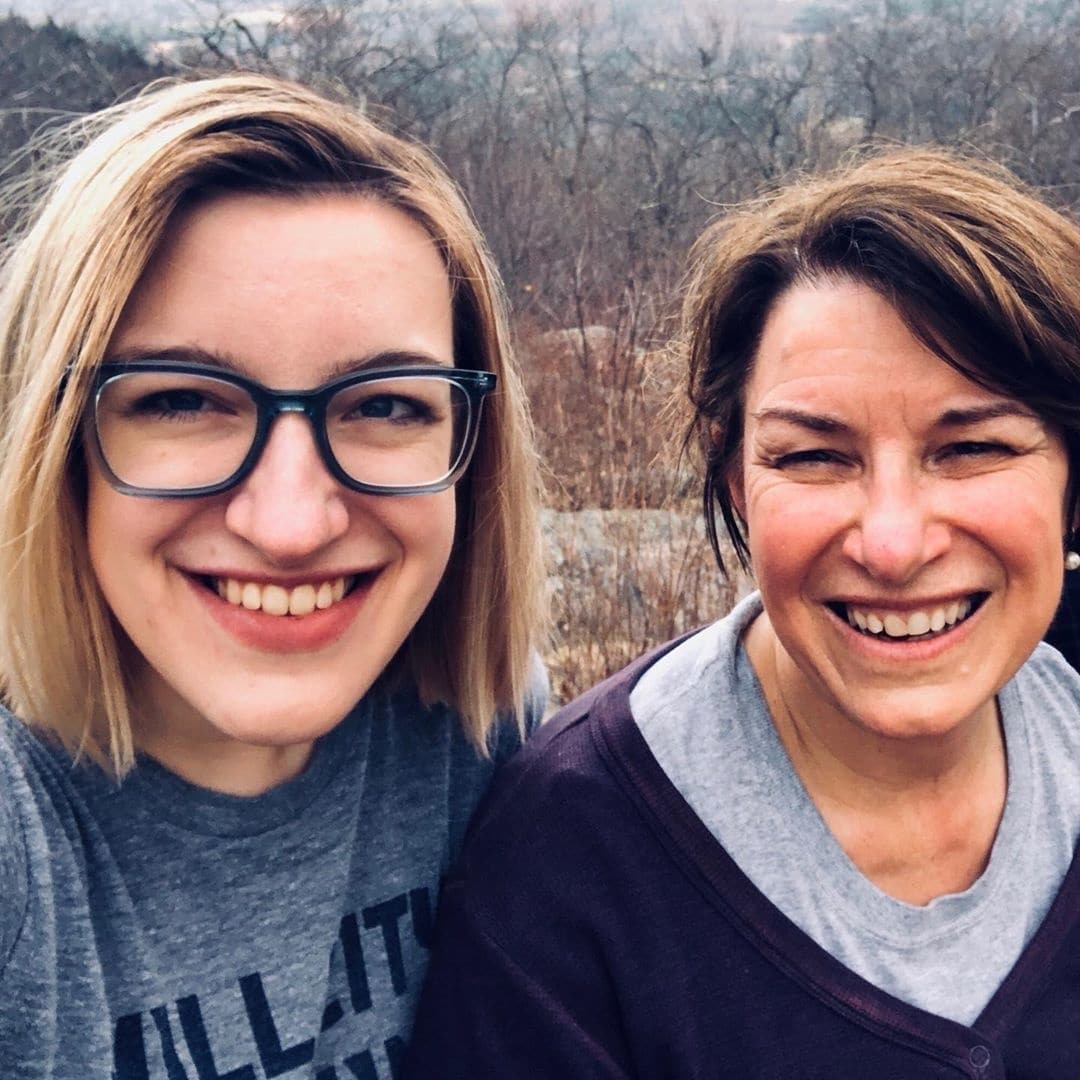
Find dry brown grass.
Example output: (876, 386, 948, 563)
(518, 320, 692, 512)
(519, 321, 748, 707)
(542, 508, 746, 705)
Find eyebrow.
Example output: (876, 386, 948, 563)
(751, 401, 1040, 435)
(750, 407, 851, 434)
(936, 402, 1039, 426)
(103, 345, 452, 379)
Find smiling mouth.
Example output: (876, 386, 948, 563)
(828, 593, 988, 641)
(201, 574, 363, 616)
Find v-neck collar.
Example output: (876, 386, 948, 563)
(582, 633, 1080, 1067)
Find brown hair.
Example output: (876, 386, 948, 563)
(0, 74, 546, 774)
(682, 147, 1080, 573)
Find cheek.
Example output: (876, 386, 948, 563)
(374, 489, 457, 576)
(85, 469, 132, 589)
(84, 466, 188, 600)
(947, 475, 1066, 575)
(743, 477, 849, 580)
(423, 498, 457, 577)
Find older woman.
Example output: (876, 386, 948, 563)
(406, 149, 1080, 1078)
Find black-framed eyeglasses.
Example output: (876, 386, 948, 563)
(88, 361, 497, 498)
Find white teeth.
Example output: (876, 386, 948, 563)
(261, 584, 289, 616)
(845, 598, 978, 639)
(288, 584, 317, 616)
(214, 576, 353, 616)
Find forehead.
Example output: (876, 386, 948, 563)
(109, 190, 455, 384)
(745, 280, 1004, 422)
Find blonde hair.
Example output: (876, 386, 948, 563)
(0, 74, 546, 774)
(681, 147, 1080, 573)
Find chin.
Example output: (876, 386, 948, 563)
(185, 677, 365, 744)
(211, 703, 355, 747)
(837, 691, 986, 742)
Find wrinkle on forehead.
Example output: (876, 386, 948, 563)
(746, 283, 1026, 438)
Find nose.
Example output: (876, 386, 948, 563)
(223, 414, 350, 563)
(841, 461, 950, 584)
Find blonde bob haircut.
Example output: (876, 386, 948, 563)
(682, 147, 1080, 575)
(0, 73, 545, 776)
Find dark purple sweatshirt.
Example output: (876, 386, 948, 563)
(405, 644, 1080, 1079)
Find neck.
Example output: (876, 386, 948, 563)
(745, 611, 1002, 795)
(131, 662, 314, 796)
(744, 611, 1008, 903)
(139, 729, 314, 796)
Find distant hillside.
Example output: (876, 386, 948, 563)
(0, 0, 836, 41)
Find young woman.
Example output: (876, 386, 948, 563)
(406, 149, 1080, 1077)
(0, 74, 545, 1078)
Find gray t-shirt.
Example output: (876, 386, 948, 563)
(0, 681, 541, 1079)
(632, 592, 1080, 1026)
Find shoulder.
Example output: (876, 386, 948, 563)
(485, 643, 655, 805)
(0, 707, 41, 832)
(452, 636, 694, 896)
(367, 657, 548, 765)
(631, 594, 760, 736)
(358, 680, 543, 864)
(0, 711, 37, 975)
(1008, 642, 1080, 757)
(1014, 640, 1080, 701)
(1004, 642, 1080, 865)
(521, 649, 550, 736)
(455, 702, 605, 872)
(1006, 643, 1080, 795)
(482, 650, 549, 764)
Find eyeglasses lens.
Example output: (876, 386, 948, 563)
(94, 371, 473, 492)
(326, 375, 470, 488)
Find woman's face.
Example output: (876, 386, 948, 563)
(85, 192, 458, 784)
(734, 280, 1070, 741)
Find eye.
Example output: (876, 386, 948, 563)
(760, 448, 855, 482)
(774, 449, 847, 468)
(931, 440, 1022, 477)
(352, 394, 432, 423)
(938, 441, 1015, 460)
(131, 388, 215, 420)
